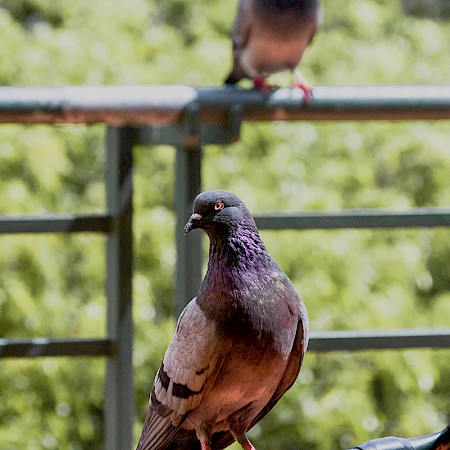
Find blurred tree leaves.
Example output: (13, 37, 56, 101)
(0, 0, 449, 449)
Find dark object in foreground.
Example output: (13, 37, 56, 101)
(350, 425, 450, 450)
(402, 0, 450, 19)
(137, 190, 308, 449)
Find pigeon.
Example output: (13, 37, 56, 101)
(137, 190, 309, 450)
(224, 0, 321, 100)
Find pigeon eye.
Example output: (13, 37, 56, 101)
(214, 201, 224, 211)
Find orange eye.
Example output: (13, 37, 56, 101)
(214, 201, 224, 211)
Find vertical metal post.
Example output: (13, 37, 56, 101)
(105, 126, 135, 450)
(174, 145, 203, 317)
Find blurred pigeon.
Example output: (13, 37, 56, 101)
(137, 190, 309, 450)
(224, 0, 320, 100)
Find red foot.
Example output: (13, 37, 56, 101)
(253, 77, 270, 95)
(292, 81, 313, 102)
(200, 440, 211, 450)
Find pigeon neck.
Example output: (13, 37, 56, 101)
(203, 225, 273, 295)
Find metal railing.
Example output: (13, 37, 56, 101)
(1, 85, 450, 449)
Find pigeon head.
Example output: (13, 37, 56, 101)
(184, 190, 255, 237)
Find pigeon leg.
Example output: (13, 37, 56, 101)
(240, 438, 256, 450)
(197, 427, 212, 450)
(231, 431, 257, 450)
(200, 440, 212, 450)
(292, 68, 313, 102)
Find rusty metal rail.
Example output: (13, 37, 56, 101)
(1, 84, 450, 125)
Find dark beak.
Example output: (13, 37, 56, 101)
(184, 213, 202, 234)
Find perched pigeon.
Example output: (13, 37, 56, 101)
(137, 190, 309, 450)
(224, 0, 320, 100)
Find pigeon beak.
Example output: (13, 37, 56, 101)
(184, 213, 202, 234)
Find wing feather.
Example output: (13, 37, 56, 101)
(136, 298, 222, 449)
(232, 0, 253, 51)
(225, 0, 254, 83)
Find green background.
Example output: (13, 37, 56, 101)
(0, 0, 449, 448)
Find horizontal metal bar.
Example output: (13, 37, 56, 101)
(309, 329, 450, 352)
(0, 85, 449, 125)
(2, 210, 447, 235)
(254, 208, 450, 230)
(0, 337, 115, 359)
(2, 330, 447, 359)
(0, 214, 114, 234)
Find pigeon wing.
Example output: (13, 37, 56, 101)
(137, 298, 224, 450)
(231, 0, 253, 52)
(225, 0, 253, 83)
(249, 301, 309, 427)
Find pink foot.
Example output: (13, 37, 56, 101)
(200, 440, 211, 450)
(292, 81, 313, 102)
(253, 77, 270, 95)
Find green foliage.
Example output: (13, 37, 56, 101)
(0, 0, 449, 448)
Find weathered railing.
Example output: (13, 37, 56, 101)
(1, 85, 450, 449)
